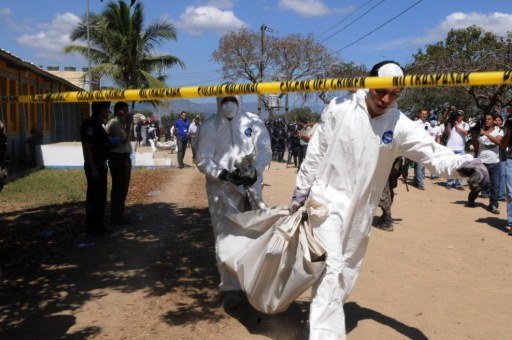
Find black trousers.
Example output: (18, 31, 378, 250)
(109, 153, 132, 222)
(84, 162, 108, 232)
(177, 137, 188, 167)
(298, 145, 308, 170)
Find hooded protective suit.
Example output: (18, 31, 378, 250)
(296, 89, 472, 339)
(196, 95, 272, 291)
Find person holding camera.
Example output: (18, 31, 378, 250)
(107, 101, 133, 226)
(466, 112, 503, 214)
(445, 109, 470, 190)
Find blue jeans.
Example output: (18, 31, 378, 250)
(446, 149, 464, 188)
(413, 162, 425, 187)
(499, 161, 506, 200)
(469, 162, 500, 210)
(505, 159, 512, 225)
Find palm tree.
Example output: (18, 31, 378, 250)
(64, 0, 185, 108)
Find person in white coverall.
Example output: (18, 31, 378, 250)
(196, 94, 272, 310)
(289, 60, 489, 339)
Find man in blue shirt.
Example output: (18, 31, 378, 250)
(174, 111, 190, 168)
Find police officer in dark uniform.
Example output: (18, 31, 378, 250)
(273, 118, 286, 162)
(81, 101, 113, 236)
(376, 157, 406, 231)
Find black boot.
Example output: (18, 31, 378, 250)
(377, 211, 394, 231)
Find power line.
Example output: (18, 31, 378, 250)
(320, 0, 387, 44)
(317, 0, 376, 41)
(334, 0, 424, 54)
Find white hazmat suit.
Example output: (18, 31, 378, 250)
(296, 89, 473, 339)
(196, 95, 272, 292)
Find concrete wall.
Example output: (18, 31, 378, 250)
(38, 142, 172, 168)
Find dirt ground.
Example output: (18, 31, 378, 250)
(1, 146, 511, 339)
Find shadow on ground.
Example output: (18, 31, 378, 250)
(1, 197, 430, 339)
(345, 302, 428, 339)
(220, 298, 427, 339)
(0, 199, 218, 339)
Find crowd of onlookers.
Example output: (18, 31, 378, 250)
(405, 103, 512, 235)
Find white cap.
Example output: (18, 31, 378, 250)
(377, 63, 404, 77)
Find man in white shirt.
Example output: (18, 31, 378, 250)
(188, 116, 200, 163)
(428, 116, 443, 178)
(445, 110, 470, 189)
(413, 108, 430, 189)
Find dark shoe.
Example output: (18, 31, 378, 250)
(508, 230, 512, 236)
(86, 229, 105, 237)
(489, 206, 500, 215)
(179, 164, 184, 169)
(221, 290, 244, 310)
(376, 215, 394, 231)
(110, 217, 131, 226)
(417, 185, 425, 190)
(446, 184, 452, 189)
(375, 223, 394, 232)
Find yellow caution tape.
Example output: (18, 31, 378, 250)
(1, 70, 511, 104)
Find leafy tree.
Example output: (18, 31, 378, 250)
(64, 0, 185, 109)
(211, 28, 267, 84)
(212, 28, 339, 116)
(316, 61, 367, 104)
(402, 25, 512, 117)
(273, 107, 319, 123)
(160, 114, 175, 129)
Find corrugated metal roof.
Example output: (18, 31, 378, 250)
(0, 48, 83, 91)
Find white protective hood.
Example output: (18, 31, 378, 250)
(217, 95, 242, 120)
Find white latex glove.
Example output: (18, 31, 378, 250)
(289, 190, 307, 214)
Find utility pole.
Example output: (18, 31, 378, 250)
(285, 92, 289, 115)
(86, 0, 92, 115)
(257, 24, 266, 116)
(258, 24, 273, 116)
